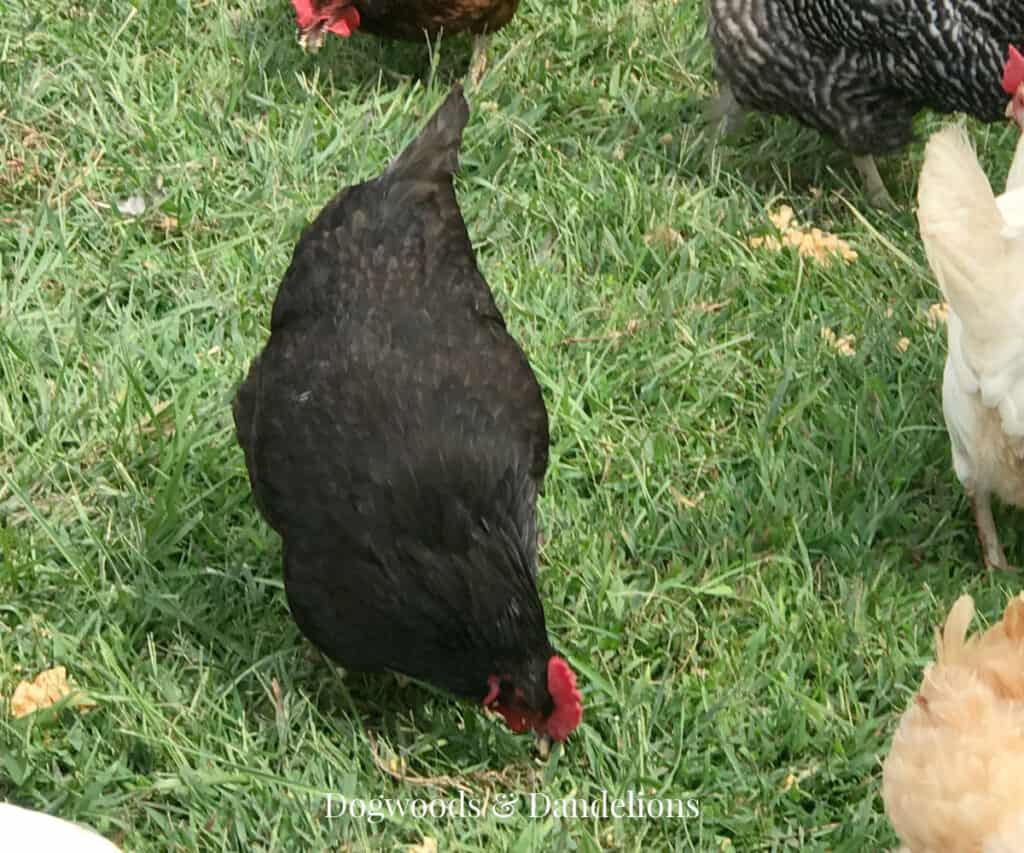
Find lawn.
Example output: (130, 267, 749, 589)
(1, 1, 1020, 850)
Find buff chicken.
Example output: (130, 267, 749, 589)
(882, 593, 1024, 851)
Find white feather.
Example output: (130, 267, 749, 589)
(0, 803, 121, 852)
(918, 127, 1024, 506)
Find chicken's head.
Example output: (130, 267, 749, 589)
(483, 656, 583, 748)
(1002, 44, 1024, 128)
(292, 0, 361, 52)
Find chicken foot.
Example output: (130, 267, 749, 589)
(852, 154, 896, 210)
(971, 492, 1016, 571)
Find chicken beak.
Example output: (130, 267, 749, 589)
(297, 26, 326, 53)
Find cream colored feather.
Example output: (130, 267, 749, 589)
(882, 594, 1024, 852)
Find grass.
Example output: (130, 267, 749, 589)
(1, 0, 1021, 850)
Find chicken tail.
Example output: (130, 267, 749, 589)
(917, 126, 1009, 325)
(934, 594, 975, 663)
(384, 84, 469, 192)
(919, 127, 1024, 435)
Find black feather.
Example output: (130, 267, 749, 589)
(233, 86, 556, 708)
(707, 0, 1024, 155)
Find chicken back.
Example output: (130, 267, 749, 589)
(707, 0, 1024, 156)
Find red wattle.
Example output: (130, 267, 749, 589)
(328, 7, 360, 38)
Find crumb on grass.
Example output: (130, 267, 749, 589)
(8, 666, 95, 718)
(821, 326, 856, 357)
(926, 302, 950, 327)
(749, 205, 858, 266)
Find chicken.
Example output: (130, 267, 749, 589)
(0, 803, 121, 852)
(916, 51, 1024, 571)
(706, 0, 1024, 207)
(232, 85, 582, 749)
(881, 593, 1024, 852)
(291, 0, 520, 83)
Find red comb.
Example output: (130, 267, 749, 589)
(292, 0, 317, 28)
(291, 0, 360, 37)
(1003, 45, 1024, 95)
(545, 657, 583, 741)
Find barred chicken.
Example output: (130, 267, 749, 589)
(916, 50, 1024, 570)
(882, 593, 1024, 851)
(707, 0, 1024, 207)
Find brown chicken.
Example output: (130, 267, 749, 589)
(882, 593, 1024, 851)
(291, 0, 519, 83)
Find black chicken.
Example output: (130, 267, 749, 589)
(291, 0, 520, 83)
(233, 86, 582, 747)
(707, 0, 1024, 206)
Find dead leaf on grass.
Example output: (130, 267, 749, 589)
(643, 224, 684, 250)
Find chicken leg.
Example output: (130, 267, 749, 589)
(971, 492, 1016, 571)
(852, 154, 896, 210)
(709, 83, 746, 137)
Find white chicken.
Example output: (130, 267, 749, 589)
(0, 802, 121, 851)
(916, 62, 1024, 571)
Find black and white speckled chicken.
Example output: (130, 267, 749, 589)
(707, 0, 1024, 206)
(232, 86, 582, 749)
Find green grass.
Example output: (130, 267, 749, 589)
(1, 1, 1021, 850)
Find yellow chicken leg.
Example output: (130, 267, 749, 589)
(853, 154, 896, 209)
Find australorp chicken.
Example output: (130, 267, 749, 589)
(707, 0, 1024, 207)
(291, 0, 519, 82)
(233, 85, 582, 749)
